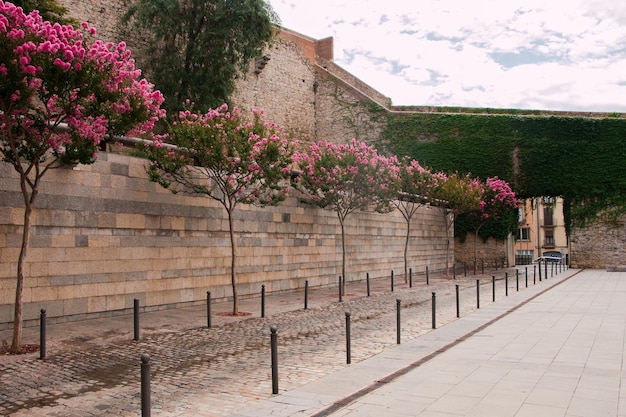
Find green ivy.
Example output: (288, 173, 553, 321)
(382, 112, 626, 232)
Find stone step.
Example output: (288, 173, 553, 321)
(607, 266, 626, 272)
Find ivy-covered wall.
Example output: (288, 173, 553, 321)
(383, 111, 626, 229)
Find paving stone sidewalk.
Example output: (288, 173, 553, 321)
(0, 265, 562, 416)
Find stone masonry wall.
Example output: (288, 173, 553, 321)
(454, 235, 515, 269)
(231, 36, 317, 145)
(570, 215, 626, 269)
(0, 153, 452, 329)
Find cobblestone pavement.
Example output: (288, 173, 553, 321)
(0, 266, 553, 416)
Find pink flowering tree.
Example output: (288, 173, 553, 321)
(0, 2, 164, 353)
(454, 176, 518, 266)
(142, 104, 294, 316)
(294, 139, 396, 293)
(390, 158, 442, 282)
(431, 173, 484, 274)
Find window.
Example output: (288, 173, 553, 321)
(518, 227, 531, 241)
(543, 207, 554, 226)
(516, 250, 533, 265)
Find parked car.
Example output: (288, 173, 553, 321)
(533, 251, 563, 263)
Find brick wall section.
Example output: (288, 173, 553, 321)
(0, 153, 452, 329)
(570, 215, 626, 269)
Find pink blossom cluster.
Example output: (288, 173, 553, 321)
(0, 0, 164, 162)
(153, 104, 294, 207)
(479, 176, 518, 219)
(294, 138, 398, 214)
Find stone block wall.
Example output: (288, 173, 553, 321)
(453, 234, 515, 269)
(231, 36, 317, 145)
(0, 153, 452, 329)
(570, 215, 626, 269)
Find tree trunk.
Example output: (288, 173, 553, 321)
(474, 229, 479, 267)
(227, 207, 238, 315)
(404, 217, 411, 283)
(442, 210, 453, 275)
(338, 212, 346, 295)
(11, 170, 38, 353)
(11, 203, 32, 353)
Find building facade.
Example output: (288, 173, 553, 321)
(515, 197, 569, 265)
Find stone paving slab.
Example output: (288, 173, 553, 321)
(0, 265, 569, 416)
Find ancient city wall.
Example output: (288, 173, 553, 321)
(25, 1, 626, 273)
(570, 215, 626, 269)
(231, 36, 317, 145)
(0, 153, 452, 329)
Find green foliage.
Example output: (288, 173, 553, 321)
(383, 112, 626, 229)
(10, 0, 76, 25)
(455, 207, 519, 242)
(385, 113, 515, 182)
(122, 0, 276, 116)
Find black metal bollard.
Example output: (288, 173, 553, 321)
(391, 270, 394, 292)
(516, 270, 519, 292)
(366, 272, 370, 297)
(409, 268, 413, 288)
(551, 262, 554, 278)
(304, 280, 309, 310)
(141, 354, 151, 417)
(426, 266, 430, 285)
(345, 312, 351, 364)
(538, 260, 542, 281)
(455, 284, 460, 318)
(492, 276, 496, 302)
(206, 291, 212, 328)
(544, 261, 548, 280)
(134, 299, 140, 341)
(525, 267, 528, 288)
(339, 276, 343, 302)
(396, 299, 401, 345)
(476, 279, 480, 309)
(431, 292, 437, 329)
(261, 285, 266, 318)
(505, 272, 509, 297)
(39, 309, 46, 360)
(534, 265, 537, 284)
(271, 326, 278, 394)
(464, 262, 467, 277)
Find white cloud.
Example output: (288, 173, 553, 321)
(270, 0, 626, 111)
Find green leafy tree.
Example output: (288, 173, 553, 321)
(142, 104, 294, 315)
(9, 0, 75, 24)
(122, 0, 277, 115)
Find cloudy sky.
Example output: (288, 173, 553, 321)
(269, 0, 626, 112)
